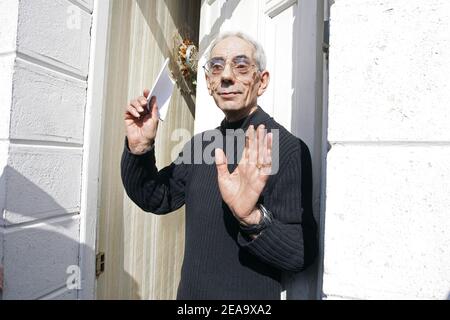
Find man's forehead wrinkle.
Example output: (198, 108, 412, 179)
(211, 39, 255, 59)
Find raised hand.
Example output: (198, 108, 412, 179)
(215, 124, 273, 226)
(124, 89, 159, 155)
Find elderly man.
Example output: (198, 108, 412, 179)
(121, 31, 317, 300)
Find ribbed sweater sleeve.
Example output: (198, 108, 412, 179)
(120, 137, 189, 214)
(237, 143, 317, 272)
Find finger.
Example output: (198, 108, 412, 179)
(239, 135, 248, 165)
(257, 125, 265, 167)
(261, 132, 273, 175)
(131, 98, 145, 113)
(138, 96, 148, 111)
(124, 110, 135, 121)
(126, 105, 141, 118)
(130, 99, 143, 113)
(266, 132, 273, 158)
(143, 89, 150, 99)
(215, 148, 229, 179)
(264, 132, 273, 163)
(240, 129, 250, 164)
(247, 125, 257, 165)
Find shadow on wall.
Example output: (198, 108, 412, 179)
(283, 1, 323, 300)
(0, 166, 137, 300)
(196, 0, 240, 56)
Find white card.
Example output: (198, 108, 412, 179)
(147, 58, 175, 121)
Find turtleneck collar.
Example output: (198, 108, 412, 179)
(219, 106, 271, 134)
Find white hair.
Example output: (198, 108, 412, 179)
(207, 31, 267, 71)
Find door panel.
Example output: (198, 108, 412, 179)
(194, 0, 324, 299)
(96, 0, 201, 299)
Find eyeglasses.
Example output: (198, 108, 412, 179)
(203, 56, 258, 79)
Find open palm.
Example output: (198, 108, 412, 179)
(215, 125, 273, 225)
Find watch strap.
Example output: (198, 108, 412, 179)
(239, 204, 274, 236)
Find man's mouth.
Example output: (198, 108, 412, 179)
(218, 91, 242, 96)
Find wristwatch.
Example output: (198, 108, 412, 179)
(239, 204, 274, 236)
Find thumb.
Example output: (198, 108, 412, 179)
(214, 148, 229, 179)
(150, 96, 159, 119)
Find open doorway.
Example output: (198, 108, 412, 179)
(95, 0, 201, 299)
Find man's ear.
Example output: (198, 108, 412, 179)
(205, 73, 213, 96)
(257, 70, 270, 96)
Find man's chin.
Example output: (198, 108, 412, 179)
(217, 101, 244, 111)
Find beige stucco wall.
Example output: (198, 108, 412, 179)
(323, 0, 450, 299)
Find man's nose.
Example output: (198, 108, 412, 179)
(221, 63, 235, 83)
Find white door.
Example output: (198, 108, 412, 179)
(194, 0, 326, 299)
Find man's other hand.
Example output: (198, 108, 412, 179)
(124, 89, 159, 155)
(215, 124, 273, 226)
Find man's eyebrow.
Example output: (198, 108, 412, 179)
(233, 55, 250, 61)
(209, 55, 251, 62)
(209, 57, 225, 62)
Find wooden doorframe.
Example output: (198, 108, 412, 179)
(78, 0, 111, 300)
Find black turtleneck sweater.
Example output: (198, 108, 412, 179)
(120, 106, 317, 300)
